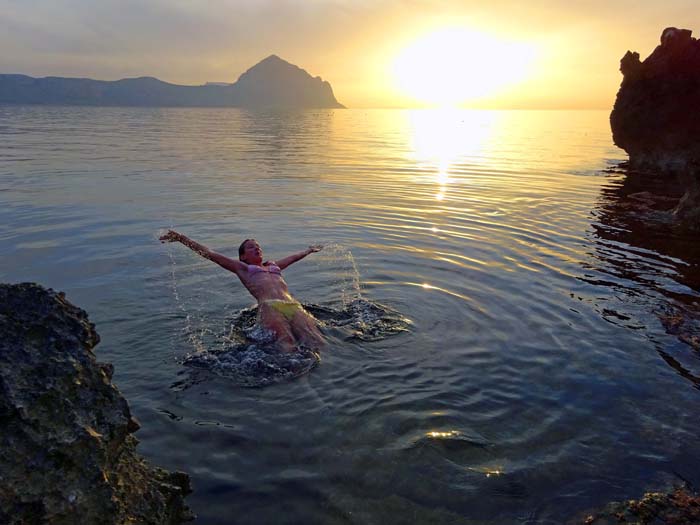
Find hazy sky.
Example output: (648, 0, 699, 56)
(1, 0, 696, 108)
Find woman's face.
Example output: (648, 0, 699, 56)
(241, 239, 263, 264)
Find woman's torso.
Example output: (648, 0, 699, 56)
(238, 263, 293, 302)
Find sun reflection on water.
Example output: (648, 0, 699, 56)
(407, 109, 499, 201)
(467, 466, 505, 478)
(426, 430, 460, 439)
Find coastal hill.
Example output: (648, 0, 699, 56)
(0, 55, 345, 108)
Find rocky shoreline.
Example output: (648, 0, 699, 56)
(0, 283, 192, 524)
(583, 486, 700, 524)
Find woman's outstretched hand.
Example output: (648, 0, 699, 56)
(159, 229, 181, 243)
(307, 244, 323, 254)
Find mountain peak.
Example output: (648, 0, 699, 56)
(239, 55, 302, 79)
(234, 55, 344, 108)
(261, 54, 284, 63)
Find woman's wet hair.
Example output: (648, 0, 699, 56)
(239, 239, 256, 260)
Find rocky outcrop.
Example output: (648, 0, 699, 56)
(610, 27, 700, 227)
(233, 54, 344, 108)
(0, 283, 192, 524)
(582, 486, 700, 524)
(0, 55, 344, 108)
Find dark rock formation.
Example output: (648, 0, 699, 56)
(234, 54, 344, 108)
(0, 283, 193, 524)
(0, 55, 344, 109)
(582, 486, 700, 524)
(610, 27, 700, 228)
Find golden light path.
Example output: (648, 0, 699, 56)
(407, 108, 499, 201)
(393, 28, 537, 107)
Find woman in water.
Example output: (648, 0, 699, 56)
(160, 230, 324, 352)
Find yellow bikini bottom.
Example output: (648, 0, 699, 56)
(262, 299, 303, 320)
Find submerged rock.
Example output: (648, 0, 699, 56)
(0, 283, 192, 524)
(610, 27, 700, 228)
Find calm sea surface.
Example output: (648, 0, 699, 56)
(1, 107, 699, 524)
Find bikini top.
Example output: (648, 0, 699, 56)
(247, 262, 282, 276)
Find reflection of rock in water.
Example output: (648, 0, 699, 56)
(588, 162, 700, 385)
(595, 163, 700, 294)
(180, 299, 411, 387)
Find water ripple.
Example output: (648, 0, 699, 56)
(2, 107, 699, 524)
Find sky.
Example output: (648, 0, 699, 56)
(1, 0, 697, 109)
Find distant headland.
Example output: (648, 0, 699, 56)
(0, 55, 345, 109)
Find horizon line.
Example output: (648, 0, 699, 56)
(0, 70, 614, 112)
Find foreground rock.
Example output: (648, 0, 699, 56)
(583, 487, 700, 524)
(0, 283, 192, 524)
(610, 27, 700, 228)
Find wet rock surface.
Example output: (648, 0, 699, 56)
(610, 27, 700, 228)
(0, 283, 192, 524)
(583, 487, 700, 525)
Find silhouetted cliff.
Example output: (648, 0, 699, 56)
(0, 55, 344, 109)
(610, 27, 700, 228)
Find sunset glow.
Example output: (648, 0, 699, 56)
(392, 28, 537, 107)
(407, 109, 499, 200)
(1, 1, 690, 108)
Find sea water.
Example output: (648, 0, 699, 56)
(1, 106, 699, 524)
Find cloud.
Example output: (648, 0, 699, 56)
(0, 0, 372, 81)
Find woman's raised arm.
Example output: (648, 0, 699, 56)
(276, 245, 323, 270)
(160, 230, 246, 275)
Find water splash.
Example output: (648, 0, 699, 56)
(163, 238, 411, 387)
(159, 228, 212, 356)
(307, 300, 412, 342)
(184, 342, 321, 388)
(179, 300, 410, 387)
(315, 242, 362, 306)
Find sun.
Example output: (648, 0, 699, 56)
(392, 28, 537, 107)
